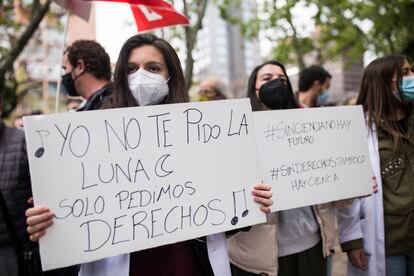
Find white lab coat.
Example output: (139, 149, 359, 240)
(337, 127, 386, 276)
(78, 233, 231, 276)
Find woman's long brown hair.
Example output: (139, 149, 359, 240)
(113, 34, 188, 108)
(246, 60, 298, 111)
(357, 54, 413, 149)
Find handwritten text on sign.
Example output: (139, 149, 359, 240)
(253, 106, 372, 211)
(24, 99, 265, 270)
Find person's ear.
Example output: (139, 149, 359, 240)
(74, 59, 85, 76)
(312, 80, 322, 93)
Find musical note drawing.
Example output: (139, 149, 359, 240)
(34, 130, 50, 158)
(231, 189, 249, 225)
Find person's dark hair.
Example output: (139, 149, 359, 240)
(65, 40, 111, 81)
(298, 65, 332, 92)
(357, 54, 413, 149)
(213, 88, 227, 100)
(247, 60, 298, 111)
(30, 110, 43, 116)
(113, 33, 188, 108)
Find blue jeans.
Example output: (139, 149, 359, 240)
(386, 252, 414, 276)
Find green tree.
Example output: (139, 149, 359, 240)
(217, 0, 314, 69)
(217, 0, 414, 68)
(158, 0, 209, 91)
(0, 0, 51, 118)
(315, 0, 414, 61)
(181, 0, 209, 91)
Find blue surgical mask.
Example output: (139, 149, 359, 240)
(402, 76, 414, 100)
(316, 90, 329, 106)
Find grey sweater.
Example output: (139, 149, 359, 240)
(277, 206, 320, 257)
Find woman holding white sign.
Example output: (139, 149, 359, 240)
(337, 55, 414, 276)
(25, 33, 273, 276)
(228, 61, 341, 276)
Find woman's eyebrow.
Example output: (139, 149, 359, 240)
(145, 61, 163, 66)
(260, 73, 272, 79)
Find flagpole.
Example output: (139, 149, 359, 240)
(55, 11, 70, 113)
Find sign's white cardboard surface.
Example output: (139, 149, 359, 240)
(253, 105, 372, 211)
(24, 99, 265, 270)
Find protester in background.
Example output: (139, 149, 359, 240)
(199, 77, 227, 101)
(228, 60, 340, 276)
(61, 40, 112, 111)
(337, 54, 414, 276)
(0, 95, 32, 276)
(25, 33, 273, 276)
(297, 65, 332, 107)
(0, 104, 69, 276)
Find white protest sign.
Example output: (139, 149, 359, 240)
(253, 105, 372, 211)
(24, 99, 265, 270)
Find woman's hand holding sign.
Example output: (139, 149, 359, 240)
(26, 206, 54, 241)
(252, 182, 273, 214)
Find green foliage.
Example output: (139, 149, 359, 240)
(1, 77, 18, 117)
(217, 0, 414, 68)
(272, 36, 314, 65)
(0, 0, 57, 118)
(315, 0, 414, 61)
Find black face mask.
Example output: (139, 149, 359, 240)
(61, 72, 78, 97)
(258, 78, 297, 110)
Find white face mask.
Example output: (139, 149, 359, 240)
(127, 68, 169, 106)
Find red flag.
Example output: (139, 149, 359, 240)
(130, 1, 189, 32)
(81, 0, 190, 32)
(85, 0, 165, 4)
(54, 0, 92, 20)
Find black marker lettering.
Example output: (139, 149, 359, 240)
(164, 206, 179, 234)
(69, 125, 90, 158)
(98, 163, 115, 184)
(147, 113, 172, 148)
(80, 219, 111, 252)
(181, 206, 192, 229)
(115, 190, 129, 210)
(208, 199, 226, 226)
(81, 162, 98, 190)
(132, 211, 149, 239)
(55, 123, 71, 156)
(184, 108, 202, 144)
(125, 118, 142, 150)
(193, 205, 208, 226)
(134, 159, 150, 182)
(155, 154, 173, 177)
(112, 215, 130, 245)
(150, 208, 164, 238)
(54, 199, 72, 219)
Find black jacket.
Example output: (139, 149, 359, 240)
(0, 120, 32, 247)
(77, 83, 112, 112)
